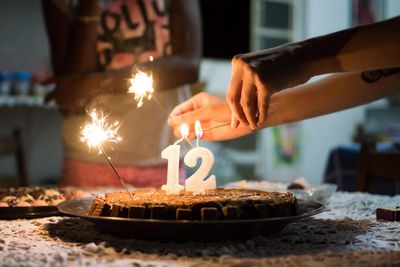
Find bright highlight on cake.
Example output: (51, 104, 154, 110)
(80, 109, 122, 153)
(128, 70, 154, 108)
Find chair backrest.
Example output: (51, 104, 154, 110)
(356, 142, 400, 193)
(0, 128, 30, 187)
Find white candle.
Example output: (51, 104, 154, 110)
(161, 124, 188, 195)
(185, 120, 216, 195)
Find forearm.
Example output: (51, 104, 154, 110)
(84, 53, 199, 94)
(137, 55, 199, 90)
(265, 71, 400, 126)
(297, 16, 400, 76)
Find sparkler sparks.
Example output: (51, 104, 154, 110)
(128, 70, 154, 108)
(80, 109, 134, 201)
(80, 109, 122, 154)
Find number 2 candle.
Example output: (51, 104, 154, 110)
(184, 120, 216, 195)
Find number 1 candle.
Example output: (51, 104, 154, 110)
(160, 124, 189, 195)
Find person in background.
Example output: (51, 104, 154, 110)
(42, 0, 201, 187)
(168, 16, 400, 141)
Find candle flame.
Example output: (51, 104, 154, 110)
(128, 70, 154, 108)
(195, 120, 203, 139)
(181, 124, 189, 138)
(80, 109, 122, 154)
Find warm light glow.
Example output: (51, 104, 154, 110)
(181, 124, 189, 138)
(80, 109, 122, 154)
(195, 120, 203, 139)
(149, 56, 154, 62)
(128, 70, 154, 108)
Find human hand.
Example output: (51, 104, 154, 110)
(44, 72, 123, 115)
(168, 92, 252, 141)
(227, 44, 312, 129)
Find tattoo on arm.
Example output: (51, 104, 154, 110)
(361, 66, 400, 83)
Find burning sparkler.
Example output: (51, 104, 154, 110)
(127, 57, 171, 115)
(128, 70, 154, 108)
(81, 109, 134, 200)
(81, 109, 122, 153)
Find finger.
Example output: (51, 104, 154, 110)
(226, 79, 248, 126)
(241, 80, 257, 129)
(256, 84, 271, 127)
(232, 116, 240, 128)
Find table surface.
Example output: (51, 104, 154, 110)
(1, 191, 400, 267)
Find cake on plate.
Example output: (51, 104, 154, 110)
(88, 188, 299, 221)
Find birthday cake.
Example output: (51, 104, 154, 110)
(88, 188, 299, 220)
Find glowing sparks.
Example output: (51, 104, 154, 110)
(80, 109, 122, 153)
(128, 70, 154, 108)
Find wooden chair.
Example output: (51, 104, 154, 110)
(0, 128, 30, 187)
(356, 142, 400, 194)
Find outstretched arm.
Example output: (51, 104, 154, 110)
(227, 16, 400, 128)
(266, 70, 400, 127)
(170, 70, 400, 141)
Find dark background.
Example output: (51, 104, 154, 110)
(200, 0, 250, 59)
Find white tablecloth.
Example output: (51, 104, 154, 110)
(1, 192, 400, 267)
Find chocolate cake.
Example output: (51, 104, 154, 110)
(88, 189, 299, 221)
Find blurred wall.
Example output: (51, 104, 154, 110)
(0, 0, 62, 185)
(0, 0, 51, 72)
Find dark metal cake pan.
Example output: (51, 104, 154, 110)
(58, 198, 324, 241)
